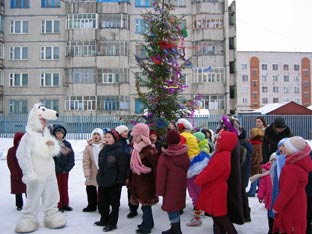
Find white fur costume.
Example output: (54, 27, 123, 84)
(15, 103, 66, 233)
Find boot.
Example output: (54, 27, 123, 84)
(161, 225, 173, 234)
(171, 222, 182, 234)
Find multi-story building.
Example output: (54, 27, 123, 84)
(2, 0, 236, 116)
(236, 51, 312, 113)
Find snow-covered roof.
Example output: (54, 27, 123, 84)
(253, 102, 288, 114)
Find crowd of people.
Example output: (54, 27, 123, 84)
(6, 115, 312, 234)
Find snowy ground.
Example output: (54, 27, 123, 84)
(0, 138, 268, 234)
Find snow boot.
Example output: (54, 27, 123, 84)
(171, 222, 182, 234)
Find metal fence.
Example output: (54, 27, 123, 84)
(1, 114, 312, 139)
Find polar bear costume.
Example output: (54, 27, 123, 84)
(15, 103, 66, 233)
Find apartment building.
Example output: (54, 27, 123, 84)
(236, 51, 312, 113)
(1, 0, 236, 116)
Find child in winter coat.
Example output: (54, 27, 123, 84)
(195, 130, 238, 234)
(177, 118, 202, 226)
(156, 130, 190, 234)
(53, 125, 75, 212)
(128, 123, 159, 234)
(273, 136, 312, 234)
(82, 128, 104, 212)
(95, 129, 128, 232)
(257, 152, 276, 234)
(7, 132, 26, 211)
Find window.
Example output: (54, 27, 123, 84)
(294, 64, 300, 71)
(202, 95, 225, 110)
(283, 75, 289, 82)
(273, 75, 278, 82)
(262, 98, 268, 104)
(97, 95, 130, 111)
(272, 64, 278, 70)
(273, 98, 279, 103)
(241, 86, 248, 93)
(40, 73, 60, 87)
(252, 69, 257, 76)
(173, 0, 186, 6)
(283, 87, 289, 93)
(303, 69, 309, 77)
(135, 0, 153, 7)
(100, 14, 129, 29)
(242, 97, 248, 104)
(0, 70, 3, 85)
(0, 16, 3, 33)
(67, 14, 98, 29)
(241, 64, 247, 70)
(135, 18, 148, 34)
(66, 68, 96, 84)
(40, 99, 59, 111)
(135, 98, 143, 114)
(65, 96, 96, 111)
(261, 75, 267, 82)
(242, 75, 248, 81)
(283, 97, 290, 103)
(10, 47, 28, 60)
(98, 68, 128, 84)
(303, 81, 309, 88)
(42, 20, 60, 33)
(97, 41, 128, 56)
(66, 41, 96, 57)
(252, 91, 257, 99)
(252, 80, 257, 87)
(41, 46, 59, 60)
(283, 64, 289, 70)
(0, 43, 3, 59)
(10, 20, 29, 34)
(294, 86, 300, 93)
(9, 73, 28, 87)
(9, 100, 28, 113)
(193, 67, 225, 83)
(273, 86, 278, 93)
(10, 0, 30, 8)
(262, 87, 268, 93)
(261, 64, 267, 70)
(41, 0, 60, 8)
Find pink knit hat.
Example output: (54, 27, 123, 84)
(131, 123, 151, 144)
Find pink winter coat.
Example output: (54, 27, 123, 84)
(195, 130, 238, 217)
(257, 162, 272, 210)
(273, 144, 312, 234)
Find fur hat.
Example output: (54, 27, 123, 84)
(177, 118, 193, 131)
(115, 125, 129, 135)
(274, 117, 286, 128)
(91, 128, 104, 139)
(284, 136, 307, 154)
(131, 123, 151, 144)
(166, 130, 180, 145)
(193, 132, 205, 142)
(107, 129, 120, 142)
(52, 124, 67, 137)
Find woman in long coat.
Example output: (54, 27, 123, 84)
(7, 132, 26, 210)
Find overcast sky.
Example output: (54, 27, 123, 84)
(229, 0, 312, 52)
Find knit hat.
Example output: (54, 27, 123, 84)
(193, 132, 205, 142)
(150, 130, 158, 137)
(91, 128, 104, 139)
(52, 124, 67, 137)
(107, 129, 120, 142)
(166, 130, 180, 145)
(177, 118, 193, 131)
(115, 125, 129, 135)
(274, 117, 286, 128)
(131, 123, 151, 144)
(284, 136, 307, 154)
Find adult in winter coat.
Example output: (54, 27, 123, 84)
(262, 117, 292, 164)
(95, 129, 128, 232)
(273, 136, 312, 234)
(7, 132, 26, 211)
(52, 125, 75, 212)
(156, 130, 190, 234)
(195, 130, 238, 234)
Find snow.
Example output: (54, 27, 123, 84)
(0, 138, 268, 234)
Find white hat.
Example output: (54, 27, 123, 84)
(177, 118, 193, 131)
(115, 125, 129, 135)
(284, 136, 307, 155)
(91, 128, 104, 139)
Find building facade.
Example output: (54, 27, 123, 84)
(236, 51, 312, 113)
(1, 0, 236, 116)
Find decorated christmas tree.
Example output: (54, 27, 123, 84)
(134, 0, 190, 135)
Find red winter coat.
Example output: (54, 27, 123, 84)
(257, 162, 272, 210)
(273, 144, 312, 234)
(156, 144, 189, 212)
(195, 130, 238, 217)
(7, 132, 26, 194)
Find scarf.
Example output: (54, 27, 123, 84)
(286, 144, 311, 164)
(92, 143, 102, 169)
(130, 141, 152, 175)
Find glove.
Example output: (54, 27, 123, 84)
(22, 173, 38, 184)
